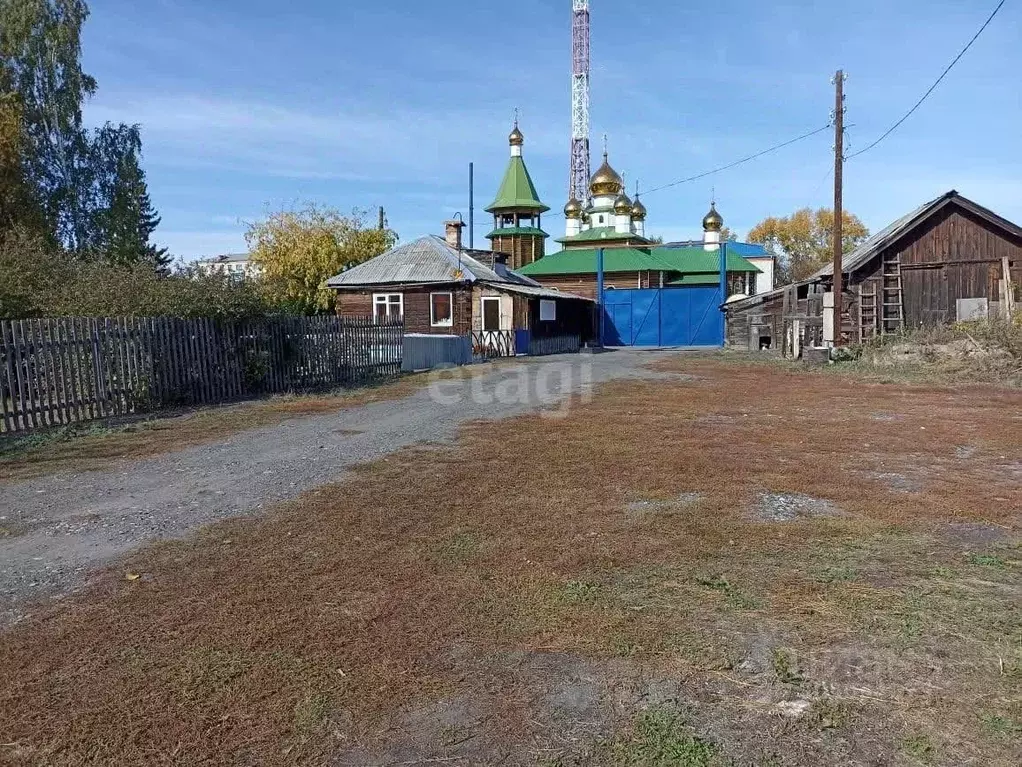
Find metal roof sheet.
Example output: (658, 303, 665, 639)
(488, 282, 593, 302)
(813, 190, 1022, 278)
(326, 236, 504, 287)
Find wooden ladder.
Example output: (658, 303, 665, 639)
(881, 252, 905, 334)
(859, 283, 879, 341)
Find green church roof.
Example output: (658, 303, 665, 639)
(556, 226, 652, 245)
(486, 226, 550, 239)
(486, 157, 549, 213)
(517, 245, 762, 277)
(518, 248, 665, 276)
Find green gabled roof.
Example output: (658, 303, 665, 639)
(556, 227, 652, 245)
(486, 157, 549, 213)
(486, 226, 549, 239)
(517, 245, 762, 278)
(652, 246, 761, 273)
(517, 248, 664, 276)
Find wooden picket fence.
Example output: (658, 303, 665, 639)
(0, 316, 404, 434)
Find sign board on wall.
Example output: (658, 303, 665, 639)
(540, 300, 557, 321)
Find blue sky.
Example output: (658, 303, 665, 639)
(81, 0, 1020, 259)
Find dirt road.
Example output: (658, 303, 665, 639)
(0, 350, 680, 626)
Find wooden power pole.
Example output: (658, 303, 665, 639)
(832, 69, 845, 345)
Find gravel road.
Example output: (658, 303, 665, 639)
(0, 349, 684, 627)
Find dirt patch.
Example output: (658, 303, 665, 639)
(625, 493, 703, 515)
(752, 492, 845, 522)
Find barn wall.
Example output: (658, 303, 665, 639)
(850, 206, 1022, 328)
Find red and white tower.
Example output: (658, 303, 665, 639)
(569, 0, 591, 206)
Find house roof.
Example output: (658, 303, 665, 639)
(517, 245, 761, 277)
(486, 157, 549, 213)
(325, 235, 592, 302)
(664, 241, 772, 258)
(198, 253, 250, 264)
(814, 190, 1022, 278)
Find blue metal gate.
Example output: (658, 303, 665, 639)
(602, 287, 724, 347)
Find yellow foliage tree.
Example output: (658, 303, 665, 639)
(247, 205, 397, 315)
(748, 208, 869, 282)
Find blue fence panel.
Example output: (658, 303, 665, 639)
(601, 287, 724, 347)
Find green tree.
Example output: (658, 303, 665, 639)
(0, 0, 95, 249)
(247, 205, 397, 314)
(1, 0, 164, 262)
(89, 122, 168, 267)
(748, 208, 869, 282)
(719, 226, 739, 243)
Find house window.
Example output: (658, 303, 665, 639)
(481, 297, 501, 331)
(373, 293, 403, 322)
(539, 300, 557, 322)
(430, 292, 453, 327)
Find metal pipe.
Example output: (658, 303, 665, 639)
(469, 162, 475, 250)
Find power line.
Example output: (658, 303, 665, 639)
(643, 124, 832, 196)
(848, 0, 1007, 160)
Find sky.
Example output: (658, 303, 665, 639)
(80, 0, 1021, 260)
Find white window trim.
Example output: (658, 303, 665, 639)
(480, 296, 502, 332)
(373, 292, 403, 322)
(430, 291, 454, 327)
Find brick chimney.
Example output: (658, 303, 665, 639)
(444, 220, 466, 250)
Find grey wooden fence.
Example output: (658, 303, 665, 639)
(529, 334, 581, 356)
(0, 316, 403, 434)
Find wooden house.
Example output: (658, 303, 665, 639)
(326, 222, 594, 343)
(724, 191, 1022, 352)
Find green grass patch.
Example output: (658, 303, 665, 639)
(813, 566, 858, 584)
(967, 553, 1007, 569)
(901, 733, 936, 764)
(695, 575, 760, 610)
(609, 706, 722, 766)
(770, 648, 802, 686)
(556, 579, 603, 606)
(980, 713, 1022, 739)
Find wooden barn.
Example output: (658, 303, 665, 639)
(724, 191, 1022, 352)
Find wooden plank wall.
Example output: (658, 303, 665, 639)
(0, 316, 403, 434)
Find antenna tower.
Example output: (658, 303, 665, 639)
(570, 0, 591, 204)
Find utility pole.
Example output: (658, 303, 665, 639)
(832, 69, 845, 345)
(377, 206, 386, 231)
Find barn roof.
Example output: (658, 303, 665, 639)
(814, 190, 1022, 278)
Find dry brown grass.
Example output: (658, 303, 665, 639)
(0, 375, 425, 483)
(0, 359, 1019, 765)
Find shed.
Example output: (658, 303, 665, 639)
(724, 191, 1022, 351)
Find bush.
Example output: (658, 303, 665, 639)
(1, 232, 273, 320)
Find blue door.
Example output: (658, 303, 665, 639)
(601, 287, 723, 347)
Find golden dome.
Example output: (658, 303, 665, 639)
(589, 152, 624, 196)
(563, 197, 583, 219)
(509, 125, 524, 146)
(703, 202, 723, 232)
(631, 196, 647, 221)
(614, 192, 632, 215)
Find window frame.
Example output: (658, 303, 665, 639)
(429, 291, 454, 328)
(373, 292, 404, 322)
(480, 296, 502, 331)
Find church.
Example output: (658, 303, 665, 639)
(487, 124, 771, 300)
